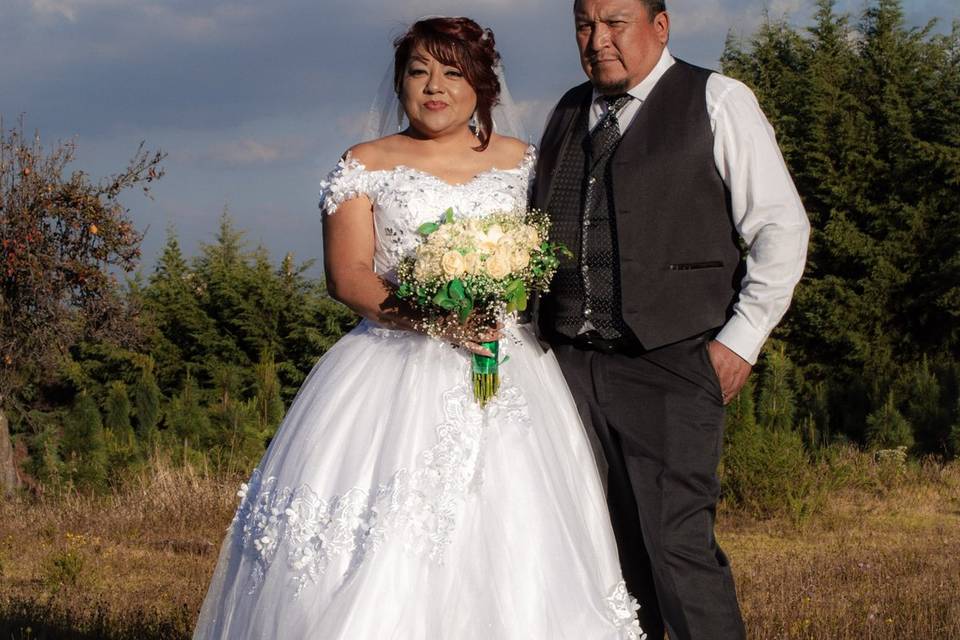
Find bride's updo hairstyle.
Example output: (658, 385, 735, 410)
(393, 17, 502, 152)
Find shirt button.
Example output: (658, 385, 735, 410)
(583, 220, 591, 228)
(581, 265, 590, 273)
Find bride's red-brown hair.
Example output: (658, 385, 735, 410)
(393, 17, 502, 152)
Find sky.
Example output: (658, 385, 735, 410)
(1, 0, 957, 276)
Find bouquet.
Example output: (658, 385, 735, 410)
(396, 207, 568, 406)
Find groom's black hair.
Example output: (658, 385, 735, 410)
(641, 0, 667, 17)
(574, 1, 666, 20)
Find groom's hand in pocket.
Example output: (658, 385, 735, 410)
(707, 340, 752, 405)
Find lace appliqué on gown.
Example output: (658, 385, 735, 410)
(231, 377, 531, 597)
(606, 581, 646, 639)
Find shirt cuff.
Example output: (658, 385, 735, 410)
(715, 314, 768, 365)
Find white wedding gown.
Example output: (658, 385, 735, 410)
(192, 146, 644, 640)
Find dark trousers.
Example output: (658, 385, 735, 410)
(552, 334, 746, 640)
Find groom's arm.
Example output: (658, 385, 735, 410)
(707, 74, 810, 396)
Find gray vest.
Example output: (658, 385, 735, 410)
(545, 105, 633, 341)
(534, 60, 744, 350)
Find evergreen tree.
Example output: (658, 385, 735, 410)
(133, 364, 162, 439)
(166, 372, 211, 448)
(61, 393, 108, 489)
(893, 357, 949, 453)
(144, 226, 221, 390)
(950, 395, 960, 459)
(725, 376, 757, 437)
(865, 391, 914, 450)
(104, 381, 135, 446)
(254, 351, 285, 436)
(191, 211, 252, 373)
(757, 346, 797, 431)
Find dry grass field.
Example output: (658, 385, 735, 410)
(0, 451, 958, 640)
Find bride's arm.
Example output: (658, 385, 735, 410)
(323, 196, 418, 331)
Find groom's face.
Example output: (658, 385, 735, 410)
(574, 0, 670, 94)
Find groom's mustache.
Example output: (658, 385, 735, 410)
(588, 55, 622, 64)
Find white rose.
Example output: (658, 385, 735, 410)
(441, 251, 466, 278)
(496, 234, 516, 252)
(463, 252, 482, 275)
(485, 224, 505, 244)
(485, 251, 512, 280)
(525, 226, 540, 247)
(414, 260, 433, 281)
(511, 248, 531, 271)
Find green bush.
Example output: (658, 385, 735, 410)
(865, 392, 914, 450)
(61, 394, 107, 490)
(721, 420, 822, 523)
(42, 548, 84, 592)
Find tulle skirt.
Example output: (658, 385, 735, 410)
(193, 321, 642, 639)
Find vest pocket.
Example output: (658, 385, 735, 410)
(668, 261, 724, 271)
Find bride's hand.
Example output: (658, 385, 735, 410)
(433, 314, 503, 357)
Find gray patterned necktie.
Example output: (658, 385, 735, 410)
(590, 94, 631, 159)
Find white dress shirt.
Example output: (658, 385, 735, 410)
(586, 47, 810, 365)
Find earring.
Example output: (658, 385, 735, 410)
(470, 112, 481, 139)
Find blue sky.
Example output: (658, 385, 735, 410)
(2, 0, 957, 275)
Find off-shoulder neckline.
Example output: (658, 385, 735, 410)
(341, 144, 535, 188)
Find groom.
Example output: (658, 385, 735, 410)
(533, 1, 809, 638)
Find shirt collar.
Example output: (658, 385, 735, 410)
(591, 46, 676, 114)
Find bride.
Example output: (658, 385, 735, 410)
(193, 16, 643, 640)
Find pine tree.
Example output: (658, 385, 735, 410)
(133, 364, 162, 439)
(725, 376, 757, 438)
(104, 381, 135, 446)
(166, 372, 211, 449)
(758, 346, 797, 431)
(254, 351, 285, 437)
(61, 392, 108, 489)
(192, 210, 251, 374)
(865, 391, 914, 450)
(145, 226, 221, 390)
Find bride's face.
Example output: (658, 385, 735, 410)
(400, 48, 478, 138)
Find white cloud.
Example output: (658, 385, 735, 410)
(199, 137, 311, 168)
(27, 0, 133, 22)
(29, 0, 79, 21)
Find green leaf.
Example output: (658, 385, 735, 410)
(448, 279, 466, 301)
(506, 283, 528, 312)
(433, 290, 453, 309)
(417, 222, 440, 236)
(443, 208, 454, 224)
(457, 300, 472, 323)
(505, 278, 523, 295)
